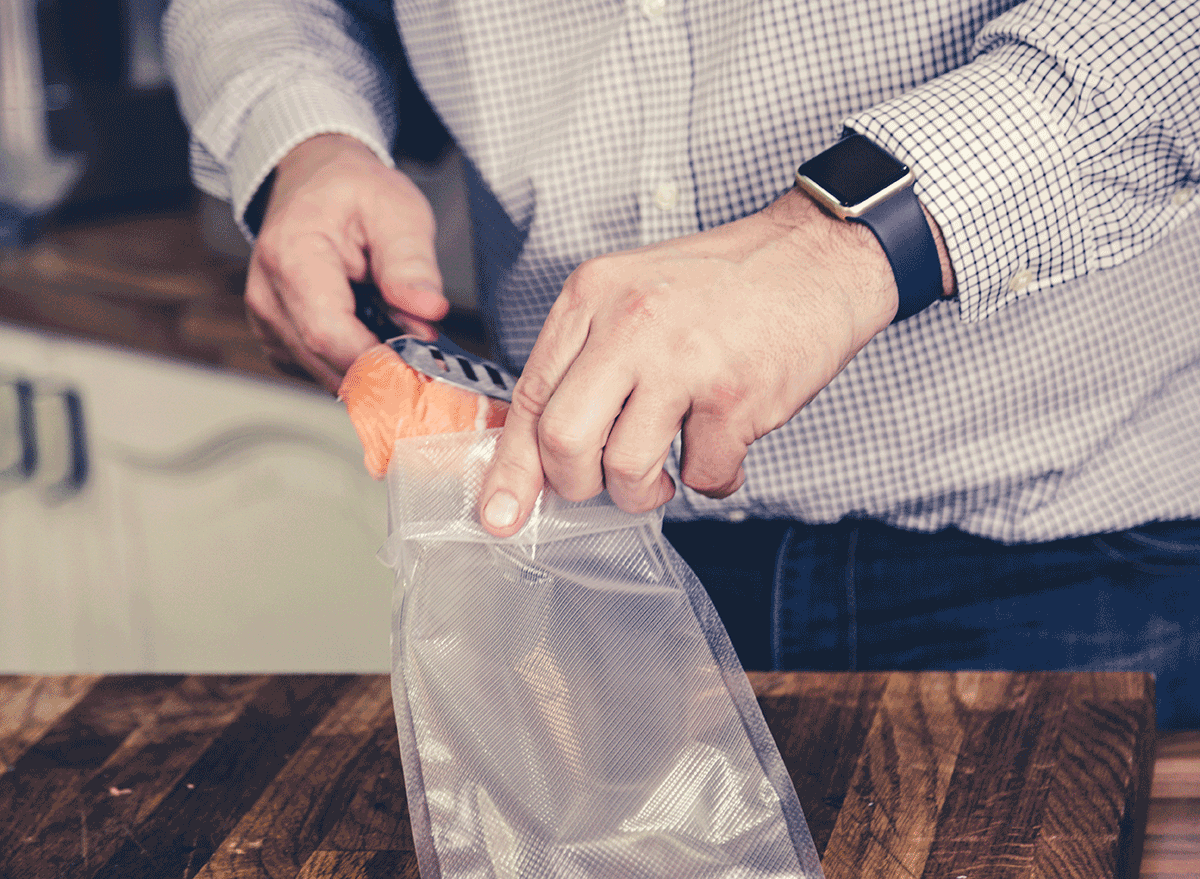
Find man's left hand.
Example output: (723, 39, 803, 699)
(479, 187, 913, 535)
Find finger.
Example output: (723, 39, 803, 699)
(363, 177, 450, 324)
(245, 263, 337, 390)
(600, 383, 684, 513)
(537, 350, 634, 502)
(478, 295, 594, 535)
(678, 408, 750, 499)
(251, 248, 378, 391)
(478, 402, 546, 537)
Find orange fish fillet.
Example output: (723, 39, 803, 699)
(339, 343, 509, 478)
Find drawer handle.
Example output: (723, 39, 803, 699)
(44, 387, 88, 499)
(1, 378, 38, 483)
(58, 388, 88, 496)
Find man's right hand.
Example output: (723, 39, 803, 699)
(245, 133, 450, 392)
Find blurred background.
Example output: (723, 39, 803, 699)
(1, 0, 479, 673)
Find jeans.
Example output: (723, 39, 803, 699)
(663, 518, 1200, 730)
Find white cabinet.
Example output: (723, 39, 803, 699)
(1, 321, 392, 672)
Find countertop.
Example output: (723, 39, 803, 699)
(0, 201, 487, 387)
(2, 671, 1182, 879)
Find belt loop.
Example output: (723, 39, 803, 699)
(845, 522, 859, 671)
(770, 525, 797, 671)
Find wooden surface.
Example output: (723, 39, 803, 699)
(0, 671, 1175, 879)
(0, 204, 488, 387)
(0, 210, 270, 380)
(1142, 730, 1200, 879)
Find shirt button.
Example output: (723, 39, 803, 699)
(727, 510, 748, 523)
(1008, 267, 1034, 293)
(641, 0, 666, 19)
(653, 180, 679, 211)
(1171, 187, 1193, 207)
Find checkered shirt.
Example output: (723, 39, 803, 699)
(165, 0, 1200, 542)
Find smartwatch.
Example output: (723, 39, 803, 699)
(795, 133, 943, 321)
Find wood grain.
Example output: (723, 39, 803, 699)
(0, 205, 491, 386)
(1141, 733, 1200, 879)
(0, 673, 1171, 879)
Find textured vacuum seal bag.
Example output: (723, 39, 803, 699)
(380, 429, 824, 879)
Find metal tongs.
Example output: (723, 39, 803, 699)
(353, 282, 516, 403)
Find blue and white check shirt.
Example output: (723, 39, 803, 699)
(166, 0, 1200, 542)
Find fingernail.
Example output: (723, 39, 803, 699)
(483, 490, 520, 529)
(405, 280, 445, 302)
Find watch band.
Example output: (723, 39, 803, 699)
(851, 184, 943, 322)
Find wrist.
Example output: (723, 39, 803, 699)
(772, 181, 957, 310)
(763, 186, 900, 343)
(794, 133, 955, 321)
(272, 134, 384, 206)
(260, 134, 396, 232)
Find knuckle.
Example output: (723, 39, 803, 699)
(537, 415, 591, 462)
(375, 180, 437, 234)
(508, 371, 555, 421)
(555, 480, 602, 504)
(693, 365, 753, 410)
(681, 450, 741, 497)
(683, 470, 733, 498)
(608, 482, 662, 515)
(619, 283, 672, 329)
(564, 256, 605, 290)
(251, 236, 286, 277)
(603, 447, 659, 488)
(315, 173, 365, 212)
(242, 278, 271, 316)
(621, 493, 664, 514)
(256, 233, 333, 283)
(490, 452, 542, 491)
(295, 322, 338, 359)
(559, 256, 615, 310)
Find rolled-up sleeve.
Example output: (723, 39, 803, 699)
(845, 0, 1200, 320)
(163, 0, 401, 237)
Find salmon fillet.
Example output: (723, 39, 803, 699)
(339, 343, 509, 478)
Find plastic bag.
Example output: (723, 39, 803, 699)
(380, 429, 824, 879)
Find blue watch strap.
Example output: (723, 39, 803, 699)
(851, 185, 943, 322)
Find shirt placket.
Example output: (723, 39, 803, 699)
(627, 0, 698, 246)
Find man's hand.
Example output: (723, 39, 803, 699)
(245, 133, 450, 391)
(479, 187, 929, 536)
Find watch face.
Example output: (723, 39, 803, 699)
(797, 134, 911, 211)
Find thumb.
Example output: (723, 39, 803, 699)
(361, 170, 450, 327)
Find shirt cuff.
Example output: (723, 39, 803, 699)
(222, 77, 396, 240)
(845, 43, 1085, 322)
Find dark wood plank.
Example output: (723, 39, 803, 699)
(87, 674, 359, 879)
(750, 671, 889, 854)
(196, 676, 399, 879)
(0, 674, 180, 862)
(0, 675, 101, 775)
(817, 671, 988, 879)
(1027, 682, 1155, 879)
(294, 850, 420, 879)
(916, 673, 1151, 879)
(3, 675, 270, 878)
(316, 710, 414, 852)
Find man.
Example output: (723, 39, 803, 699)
(165, 0, 1200, 725)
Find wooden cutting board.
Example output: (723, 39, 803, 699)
(0, 671, 1154, 879)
